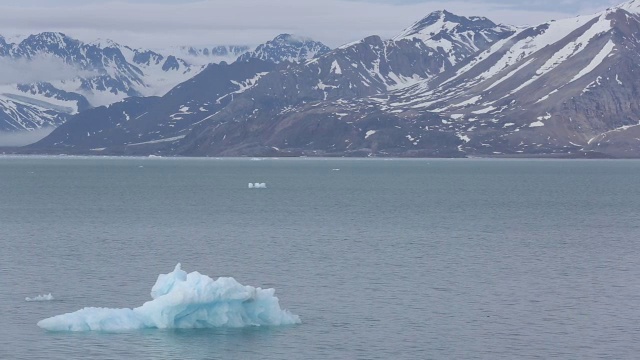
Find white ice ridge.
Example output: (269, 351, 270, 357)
(26, 294, 54, 302)
(37, 264, 300, 332)
(248, 183, 267, 189)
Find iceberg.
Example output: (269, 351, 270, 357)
(37, 264, 300, 332)
(26, 293, 54, 302)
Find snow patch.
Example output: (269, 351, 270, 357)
(537, 113, 552, 121)
(472, 106, 497, 115)
(330, 60, 342, 75)
(569, 40, 615, 83)
(535, 89, 559, 104)
(457, 133, 471, 143)
(127, 135, 186, 146)
(452, 95, 482, 108)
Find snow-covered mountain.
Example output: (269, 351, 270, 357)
(34, 59, 277, 153)
(181, 1, 640, 158)
(0, 32, 201, 133)
(26, 1, 640, 158)
(394, 10, 515, 67)
(28, 13, 511, 155)
(0, 32, 332, 137)
(29, 33, 332, 152)
(237, 34, 331, 63)
(376, 0, 640, 157)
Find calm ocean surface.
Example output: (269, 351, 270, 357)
(1, 157, 640, 359)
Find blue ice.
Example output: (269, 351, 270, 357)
(37, 264, 300, 332)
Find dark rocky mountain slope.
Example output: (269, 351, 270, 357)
(27, 1, 640, 158)
(29, 15, 513, 156)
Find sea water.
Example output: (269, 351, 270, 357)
(1, 157, 640, 359)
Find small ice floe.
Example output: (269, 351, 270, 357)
(248, 183, 267, 189)
(26, 294, 54, 302)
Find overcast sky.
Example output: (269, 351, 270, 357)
(0, 0, 623, 49)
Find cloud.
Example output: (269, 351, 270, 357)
(0, 127, 54, 147)
(0, 55, 95, 85)
(0, 0, 609, 49)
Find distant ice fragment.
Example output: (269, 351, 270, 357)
(248, 183, 267, 189)
(26, 294, 54, 302)
(37, 263, 299, 332)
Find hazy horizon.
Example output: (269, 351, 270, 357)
(0, 0, 623, 48)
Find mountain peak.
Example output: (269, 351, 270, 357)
(24, 32, 69, 44)
(89, 38, 122, 49)
(237, 34, 331, 64)
(395, 10, 502, 40)
(272, 34, 313, 44)
(19, 32, 79, 52)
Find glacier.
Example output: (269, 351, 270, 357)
(37, 264, 300, 332)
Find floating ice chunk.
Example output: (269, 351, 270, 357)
(248, 183, 267, 189)
(37, 264, 299, 332)
(26, 294, 54, 302)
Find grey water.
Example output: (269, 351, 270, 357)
(1, 157, 640, 359)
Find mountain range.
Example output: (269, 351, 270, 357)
(9, 0, 640, 158)
(0, 33, 326, 138)
(0, 33, 200, 133)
